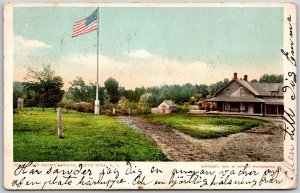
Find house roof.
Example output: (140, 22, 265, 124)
(263, 98, 284, 105)
(206, 97, 283, 105)
(206, 96, 265, 103)
(215, 79, 283, 97)
(249, 83, 283, 96)
(162, 100, 176, 107)
(235, 79, 260, 95)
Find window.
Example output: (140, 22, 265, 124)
(271, 91, 277, 97)
(240, 87, 245, 96)
(225, 102, 230, 110)
(240, 103, 245, 111)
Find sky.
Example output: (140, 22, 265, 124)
(13, 6, 283, 89)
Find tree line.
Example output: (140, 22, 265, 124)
(13, 65, 284, 113)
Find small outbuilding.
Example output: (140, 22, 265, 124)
(151, 100, 176, 114)
(17, 98, 24, 109)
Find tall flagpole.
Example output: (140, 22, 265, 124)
(95, 7, 100, 115)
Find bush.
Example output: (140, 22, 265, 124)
(176, 102, 189, 113)
(66, 102, 77, 111)
(137, 103, 151, 114)
(76, 102, 93, 113)
(117, 97, 129, 114)
(57, 97, 77, 113)
(177, 105, 189, 113)
(102, 100, 113, 111)
(57, 100, 76, 110)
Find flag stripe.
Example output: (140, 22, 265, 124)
(73, 19, 87, 28)
(72, 21, 97, 37)
(74, 18, 86, 24)
(72, 27, 97, 38)
(73, 20, 88, 31)
(73, 20, 97, 34)
(72, 26, 97, 38)
(72, 23, 97, 37)
(75, 24, 97, 35)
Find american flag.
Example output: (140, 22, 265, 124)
(72, 9, 98, 38)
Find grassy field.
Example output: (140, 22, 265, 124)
(13, 108, 167, 162)
(141, 114, 269, 139)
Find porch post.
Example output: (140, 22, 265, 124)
(261, 103, 263, 115)
(264, 104, 266, 115)
(222, 102, 225, 112)
(240, 102, 242, 112)
(277, 105, 279, 115)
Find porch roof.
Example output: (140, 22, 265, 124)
(206, 96, 265, 103)
(263, 98, 284, 105)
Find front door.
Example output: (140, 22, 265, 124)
(162, 105, 166, 114)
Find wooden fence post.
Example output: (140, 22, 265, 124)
(57, 107, 63, 138)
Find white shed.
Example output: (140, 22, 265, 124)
(151, 100, 176, 114)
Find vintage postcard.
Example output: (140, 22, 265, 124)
(3, 2, 297, 190)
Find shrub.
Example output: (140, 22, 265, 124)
(177, 105, 189, 113)
(102, 100, 113, 111)
(176, 102, 189, 113)
(66, 102, 77, 111)
(76, 102, 93, 113)
(137, 103, 151, 114)
(57, 100, 76, 110)
(117, 97, 129, 114)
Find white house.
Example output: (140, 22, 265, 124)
(151, 100, 176, 114)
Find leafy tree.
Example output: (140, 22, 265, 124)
(137, 93, 152, 114)
(195, 84, 209, 98)
(134, 87, 146, 101)
(118, 87, 126, 97)
(250, 79, 258, 83)
(189, 93, 203, 105)
(68, 76, 106, 105)
(68, 77, 89, 101)
(259, 74, 283, 83)
(123, 89, 138, 102)
(208, 78, 229, 96)
(23, 65, 64, 110)
(104, 77, 120, 104)
(139, 93, 156, 108)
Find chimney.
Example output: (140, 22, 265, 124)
(243, 75, 248, 81)
(234, 72, 238, 80)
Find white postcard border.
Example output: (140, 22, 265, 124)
(3, 2, 297, 190)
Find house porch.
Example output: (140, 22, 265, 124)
(215, 101, 283, 115)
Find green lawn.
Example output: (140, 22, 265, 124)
(13, 108, 167, 162)
(141, 114, 269, 139)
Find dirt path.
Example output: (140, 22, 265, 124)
(118, 116, 283, 162)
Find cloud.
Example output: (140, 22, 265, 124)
(53, 50, 234, 89)
(14, 49, 283, 90)
(126, 49, 156, 59)
(14, 35, 52, 49)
